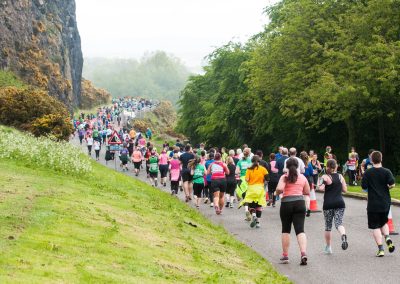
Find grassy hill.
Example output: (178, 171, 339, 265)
(0, 126, 288, 283)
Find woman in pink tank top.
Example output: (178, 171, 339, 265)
(159, 150, 169, 187)
(169, 153, 181, 195)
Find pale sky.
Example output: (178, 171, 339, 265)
(75, 0, 276, 69)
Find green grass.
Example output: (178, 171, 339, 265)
(0, 70, 27, 88)
(0, 149, 288, 282)
(346, 184, 400, 200)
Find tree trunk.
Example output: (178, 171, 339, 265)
(346, 118, 356, 151)
(378, 116, 385, 154)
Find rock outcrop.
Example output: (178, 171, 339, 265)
(0, 0, 83, 108)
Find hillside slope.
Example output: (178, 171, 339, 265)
(0, 126, 288, 283)
(0, 0, 83, 107)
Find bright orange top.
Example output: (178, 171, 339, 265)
(245, 166, 268, 185)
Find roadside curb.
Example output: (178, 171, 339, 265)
(316, 189, 400, 207)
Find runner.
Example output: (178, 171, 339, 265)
(78, 128, 85, 145)
(361, 151, 396, 257)
(204, 152, 215, 206)
(276, 157, 310, 265)
(94, 139, 101, 161)
(190, 157, 206, 208)
(346, 153, 357, 186)
(267, 153, 279, 207)
(207, 153, 229, 215)
(240, 155, 268, 228)
(236, 148, 253, 221)
(169, 152, 181, 195)
(284, 148, 305, 174)
(180, 145, 195, 202)
(310, 153, 322, 189)
(86, 134, 93, 156)
(319, 159, 348, 254)
(132, 146, 143, 176)
(225, 157, 237, 208)
(119, 145, 130, 172)
(324, 146, 333, 167)
(148, 149, 159, 186)
(159, 149, 169, 187)
(300, 151, 312, 217)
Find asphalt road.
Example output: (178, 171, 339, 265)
(72, 131, 400, 284)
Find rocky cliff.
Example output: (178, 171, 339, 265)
(0, 0, 83, 108)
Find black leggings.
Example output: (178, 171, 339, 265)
(280, 200, 306, 235)
(268, 181, 278, 204)
(249, 202, 262, 218)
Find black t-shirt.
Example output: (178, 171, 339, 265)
(179, 152, 195, 169)
(362, 167, 395, 213)
(226, 164, 236, 182)
(323, 173, 345, 210)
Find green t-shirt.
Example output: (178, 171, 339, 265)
(149, 156, 159, 173)
(193, 164, 206, 184)
(93, 129, 99, 138)
(237, 158, 252, 177)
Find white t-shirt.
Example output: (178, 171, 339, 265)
(86, 137, 94, 146)
(94, 141, 100, 150)
(283, 156, 305, 174)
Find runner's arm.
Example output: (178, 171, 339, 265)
(339, 174, 348, 193)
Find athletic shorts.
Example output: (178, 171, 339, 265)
(226, 180, 237, 195)
(181, 168, 193, 182)
(211, 179, 227, 193)
(193, 183, 204, 198)
(134, 161, 141, 169)
(149, 172, 158, 178)
(368, 211, 389, 230)
(159, 164, 169, 178)
(280, 200, 306, 235)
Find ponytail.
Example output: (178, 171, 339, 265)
(285, 157, 299, 183)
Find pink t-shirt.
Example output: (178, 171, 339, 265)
(169, 159, 181, 181)
(278, 174, 309, 198)
(132, 150, 142, 162)
(159, 153, 168, 165)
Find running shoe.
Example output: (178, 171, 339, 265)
(267, 201, 271, 207)
(272, 203, 276, 208)
(185, 196, 190, 203)
(306, 210, 311, 217)
(215, 206, 221, 215)
(210, 202, 214, 207)
(386, 237, 395, 253)
(324, 245, 332, 254)
(250, 216, 257, 228)
(341, 234, 348, 250)
(229, 203, 234, 208)
(225, 202, 230, 208)
(300, 255, 308, 266)
(376, 250, 385, 257)
(154, 180, 158, 187)
(204, 198, 209, 204)
(245, 211, 251, 222)
(280, 256, 289, 264)
(255, 222, 260, 229)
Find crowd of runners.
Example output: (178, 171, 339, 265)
(73, 99, 397, 266)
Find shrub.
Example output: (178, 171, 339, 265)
(132, 119, 150, 133)
(80, 79, 112, 109)
(0, 126, 92, 176)
(0, 86, 73, 140)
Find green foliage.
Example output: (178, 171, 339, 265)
(177, 0, 400, 173)
(0, 70, 26, 88)
(83, 51, 191, 105)
(0, 87, 73, 140)
(0, 126, 92, 176)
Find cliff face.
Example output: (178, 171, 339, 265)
(0, 0, 83, 108)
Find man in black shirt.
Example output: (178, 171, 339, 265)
(180, 145, 195, 202)
(361, 151, 396, 257)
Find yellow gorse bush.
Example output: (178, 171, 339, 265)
(0, 126, 92, 175)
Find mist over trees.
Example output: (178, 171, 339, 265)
(177, 0, 400, 173)
(83, 51, 191, 104)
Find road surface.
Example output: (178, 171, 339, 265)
(72, 137, 400, 284)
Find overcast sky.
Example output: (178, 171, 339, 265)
(75, 0, 277, 68)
